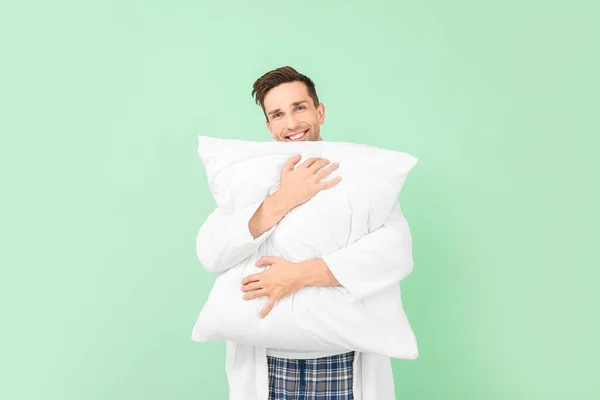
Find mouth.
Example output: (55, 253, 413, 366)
(285, 129, 308, 141)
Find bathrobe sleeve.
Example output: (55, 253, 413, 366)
(321, 201, 415, 301)
(195, 199, 276, 274)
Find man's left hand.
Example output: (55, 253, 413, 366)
(241, 256, 306, 319)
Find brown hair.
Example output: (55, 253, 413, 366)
(251, 66, 320, 122)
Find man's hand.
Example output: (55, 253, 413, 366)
(248, 156, 341, 241)
(241, 256, 305, 319)
(241, 256, 342, 318)
(274, 155, 342, 210)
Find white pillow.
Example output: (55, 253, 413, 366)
(191, 135, 419, 359)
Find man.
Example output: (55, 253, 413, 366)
(196, 66, 414, 400)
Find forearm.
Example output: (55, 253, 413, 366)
(297, 258, 341, 288)
(319, 201, 414, 300)
(196, 193, 288, 273)
(248, 191, 293, 239)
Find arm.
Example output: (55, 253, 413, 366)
(196, 193, 290, 274)
(303, 201, 414, 300)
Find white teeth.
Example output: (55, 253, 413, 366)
(288, 130, 307, 140)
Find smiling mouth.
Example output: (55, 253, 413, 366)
(286, 129, 308, 141)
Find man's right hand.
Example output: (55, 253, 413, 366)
(274, 155, 342, 211)
(248, 156, 341, 240)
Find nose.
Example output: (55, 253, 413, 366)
(285, 114, 301, 132)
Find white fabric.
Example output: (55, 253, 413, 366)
(192, 135, 418, 358)
(190, 136, 420, 399)
(265, 348, 349, 359)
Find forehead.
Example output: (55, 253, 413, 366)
(264, 81, 310, 111)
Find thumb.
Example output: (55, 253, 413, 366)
(283, 154, 301, 171)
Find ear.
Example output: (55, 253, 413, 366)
(266, 121, 276, 140)
(317, 103, 325, 124)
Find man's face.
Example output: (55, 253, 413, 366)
(263, 81, 325, 142)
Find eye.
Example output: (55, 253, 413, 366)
(273, 113, 281, 118)
(297, 106, 305, 110)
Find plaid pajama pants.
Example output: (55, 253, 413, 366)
(267, 351, 355, 400)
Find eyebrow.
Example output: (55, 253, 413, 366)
(267, 101, 308, 117)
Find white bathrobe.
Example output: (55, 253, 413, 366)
(195, 199, 415, 400)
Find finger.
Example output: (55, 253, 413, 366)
(242, 273, 261, 285)
(320, 176, 342, 189)
(256, 256, 277, 267)
(300, 157, 321, 168)
(283, 154, 302, 171)
(243, 289, 268, 301)
(309, 158, 330, 173)
(260, 297, 278, 318)
(242, 281, 263, 292)
(315, 161, 339, 180)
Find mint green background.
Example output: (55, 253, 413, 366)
(2, 1, 598, 399)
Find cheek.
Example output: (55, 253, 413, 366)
(270, 122, 284, 135)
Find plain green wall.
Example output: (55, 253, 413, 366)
(2, 0, 598, 399)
